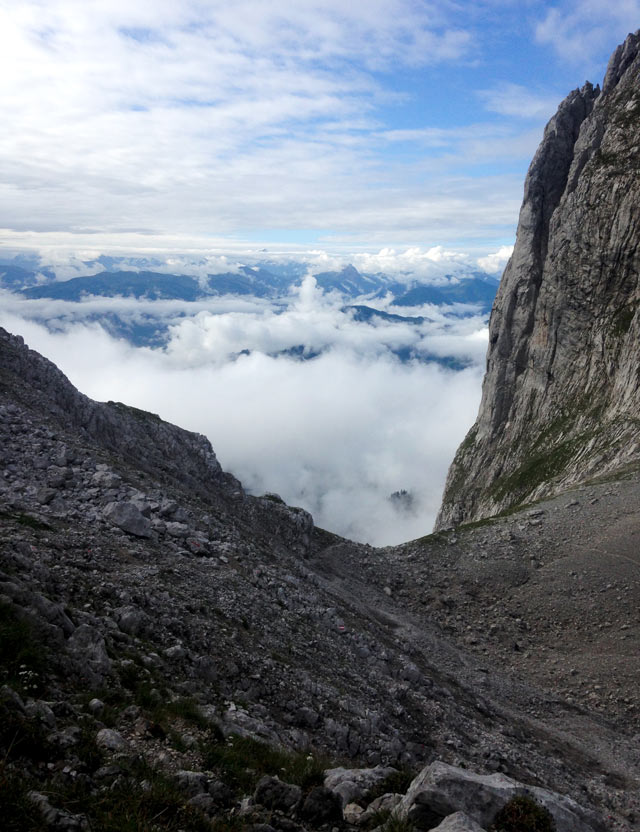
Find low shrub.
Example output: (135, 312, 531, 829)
(366, 767, 415, 802)
(491, 795, 556, 832)
(202, 734, 326, 794)
(0, 600, 49, 694)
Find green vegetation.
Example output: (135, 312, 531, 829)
(412, 529, 453, 546)
(361, 808, 392, 830)
(201, 734, 327, 795)
(0, 510, 50, 531)
(0, 696, 51, 763)
(490, 434, 583, 504)
(488, 395, 607, 506)
(441, 426, 478, 502)
(366, 768, 415, 802)
(47, 757, 215, 832)
(261, 493, 285, 504)
(108, 400, 162, 423)
(0, 765, 45, 832)
(490, 795, 555, 832)
(376, 816, 416, 832)
(0, 600, 49, 695)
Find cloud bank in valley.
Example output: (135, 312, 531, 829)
(0, 278, 486, 545)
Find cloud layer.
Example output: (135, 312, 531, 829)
(0, 279, 486, 545)
(6, 0, 628, 255)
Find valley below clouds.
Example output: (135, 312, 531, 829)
(0, 271, 486, 545)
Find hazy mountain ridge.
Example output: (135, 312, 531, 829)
(11, 263, 499, 313)
(437, 30, 640, 529)
(4, 262, 494, 367)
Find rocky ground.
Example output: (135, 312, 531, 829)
(1, 326, 639, 831)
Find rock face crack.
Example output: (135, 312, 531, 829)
(437, 31, 640, 529)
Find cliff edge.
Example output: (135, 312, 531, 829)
(437, 31, 640, 529)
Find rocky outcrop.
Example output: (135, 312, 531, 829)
(437, 31, 640, 528)
(394, 761, 604, 832)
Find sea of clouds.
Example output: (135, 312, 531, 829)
(0, 263, 488, 546)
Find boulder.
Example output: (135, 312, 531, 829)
(165, 521, 190, 538)
(360, 792, 403, 826)
(67, 624, 112, 678)
(96, 728, 128, 752)
(298, 786, 343, 824)
(432, 812, 485, 832)
(103, 501, 152, 538)
(253, 775, 302, 814)
(175, 770, 210, 797)
(395, 762, 604, 832)
(113, 605, 150, 637)
(324, 764, 398, 807)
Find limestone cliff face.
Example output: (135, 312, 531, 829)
(436, 32, 640, 529)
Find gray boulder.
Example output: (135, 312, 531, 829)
(91, 468, 121, 488)
(103, 501, 152, 537)
(96, 728, 128, 752)
(165, 521, 190, 538)
(324, 765, 398, 807)
(360, 793, 403, 825)
(299, 786, 343, 824)
(253, 775, 302, 814)
(67, 624, 112, 678)
(395, 762, 604, 832)
(113, 605, 150, 637)
(432, 813, 486, 832)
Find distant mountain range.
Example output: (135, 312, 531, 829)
(0, 260, 498, 364)
(4, 261, 499, 310)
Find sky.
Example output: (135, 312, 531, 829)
(1, 1, 638, 544)
(1, 0, 638, 260)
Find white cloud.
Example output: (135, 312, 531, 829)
(478, 83, 559, 120)
(350, 247, 475, 283)
(477, 244, 513, 274)
(0, 281, 486, 545)
(535, 1, 640, 65)
(0, 1, 536, 250)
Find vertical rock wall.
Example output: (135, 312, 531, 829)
(436, 32, 640, 529)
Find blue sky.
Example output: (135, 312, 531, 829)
(1, 0, 639, 269)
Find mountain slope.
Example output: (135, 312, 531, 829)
(2, 325, 639, 827)
(437, 31, 640, 529)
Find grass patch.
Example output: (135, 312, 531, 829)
(0, 600, 49, 695)
(47, 758, 215, 832)
(0, 764, 45, 832)
(441, 426, 478, 502)
(365, 768, 415, 802)
(362, 808, 392, 830)
(162, 697, 211, 730)
(107, 401, 162, 423)
(0, 696, 51, 763)
(202, 735, 327, 795)
(490, 435, 583, 504)
(411, 529, 453, 546)
(378, 817, 415, 832)
(74, 718, 106, 772)
(0, 511, 50, 531)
